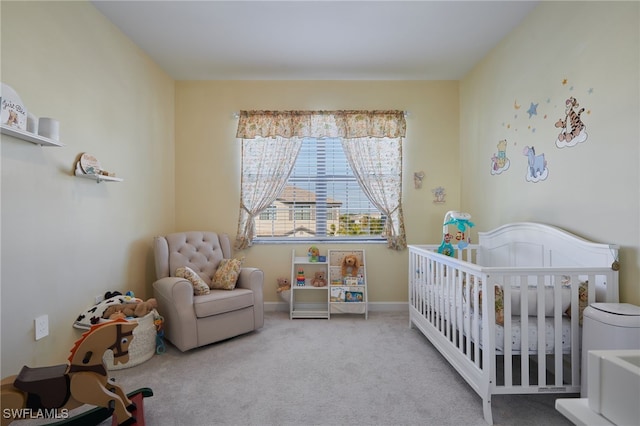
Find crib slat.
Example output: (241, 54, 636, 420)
(536, 275, 547, 387)
(501, 275, 513, 388)
(553, 276, 564, 387)
(569, 274, 581, 386)
(520, 275, 530, 388)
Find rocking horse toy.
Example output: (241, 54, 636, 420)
(1, 319, 153, 426)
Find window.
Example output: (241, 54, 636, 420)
(254, 138, 385, 241)
(234, 110, 406, 250)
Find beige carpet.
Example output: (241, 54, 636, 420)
(90, 310, 573, 426)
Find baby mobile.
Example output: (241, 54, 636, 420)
(437, 211, 474, 257)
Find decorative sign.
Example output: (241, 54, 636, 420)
(1, 83, 27, 131)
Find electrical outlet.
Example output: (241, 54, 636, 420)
(35, 315, 49, 340)
(95, 294, 104, 304)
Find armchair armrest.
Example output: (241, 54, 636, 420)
(152, 277, 198, 352)
(237, 267, 264, 329)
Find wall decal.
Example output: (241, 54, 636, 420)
(523, 146, 548, 182)
(431, 186, 446, 203)
(554, 96, 588, 148)
(497, 78, 595, 183)
(490, 139, 510, 175)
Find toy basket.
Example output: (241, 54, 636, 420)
(278, 289, 290, 304)
(102, 310, 157, 370)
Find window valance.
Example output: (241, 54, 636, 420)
(236, 110, 406, 139)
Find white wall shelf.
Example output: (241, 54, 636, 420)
(75, 164, 123, 183)
(1, 124, 63, 147)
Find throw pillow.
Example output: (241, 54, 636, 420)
(212, 258, 244, 290)
(176, 266, 210, 296)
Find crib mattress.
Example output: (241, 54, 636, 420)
(473, 315, 572, 354)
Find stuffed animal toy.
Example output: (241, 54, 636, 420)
(311, 271, 327, 287)
(308, 246, 320, 261)
(102, 297, 158, 320)
(276, 277, 291, 293)
(341, 255, 360, 277)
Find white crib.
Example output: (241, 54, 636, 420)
(408, 222, 619, 425)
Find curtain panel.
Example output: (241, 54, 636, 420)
(341, 137, 406, 250)
(235, 110, 407, 250)
(235, 136, 302, 250)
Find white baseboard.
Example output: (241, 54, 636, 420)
(265, 301, 407, 313)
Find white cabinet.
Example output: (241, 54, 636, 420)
(328, 249, 367, 319)
(290, 250, 329, 319)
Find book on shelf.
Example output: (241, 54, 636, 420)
(345, 291, 364, 303)
(330, 287, 345, 302)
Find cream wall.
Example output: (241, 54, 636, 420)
(460, 1, 640, 304)
(175, 81, 460, 304)
(1, 1, 175, 375)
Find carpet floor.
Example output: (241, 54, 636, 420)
(67, 311, 572, 425)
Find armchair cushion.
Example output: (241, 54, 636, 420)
(194, 289, 254, 317)
(175, 266, 210, 295)
(211, 258, 243, 290)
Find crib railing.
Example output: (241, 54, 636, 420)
(408, 244, 618, 424)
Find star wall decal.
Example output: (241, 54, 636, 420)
(562, 78, 568, 85)
(527, 102, 538, 118)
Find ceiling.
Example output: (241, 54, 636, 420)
(91, 1, 539, 81)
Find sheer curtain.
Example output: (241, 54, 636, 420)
(235, 136, 302, 250)
(341, 137, 406, 250)
(235, 110, 406, 250)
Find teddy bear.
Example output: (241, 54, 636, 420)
(102, 297, 158, 320)
(341, 254, 360, 277)
(311, 271, 327, 287)
(276, 277, 291, 293)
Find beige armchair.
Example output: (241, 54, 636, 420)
(152, 231, 264, 352)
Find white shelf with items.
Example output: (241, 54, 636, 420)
(74, 168, 123, 183)
(328, 249, 368, 319)
(74, 153, 122, 183)
(1, 124, 63, 147)
(290, 250, 329, 319)
(1, 83, 63, 147)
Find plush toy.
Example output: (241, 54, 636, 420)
(276, 277, 291, 293)
(108, 311, 127, 321)
(308, 246, 320, 262)
(311, 271, 327, 287)
(341, 255, 360, 277)
(102, 297, 158, 320)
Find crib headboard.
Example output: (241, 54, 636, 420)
(477, 222, 619, 269)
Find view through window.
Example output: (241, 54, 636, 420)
(255, 138, 385, 241)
